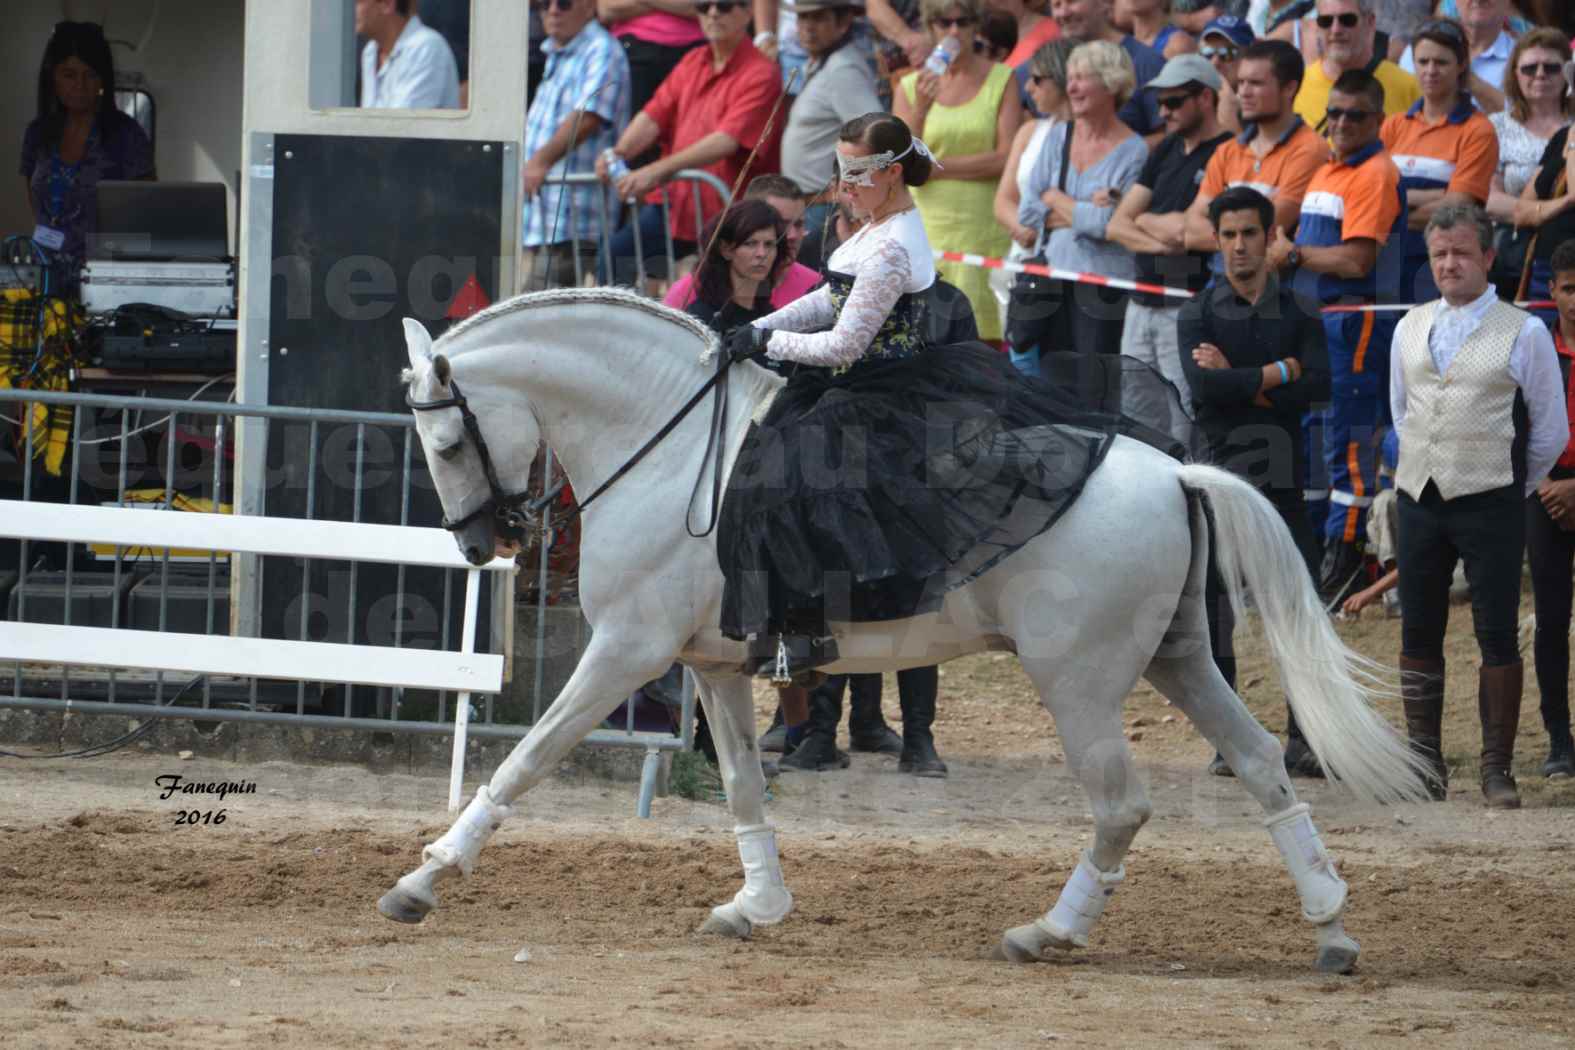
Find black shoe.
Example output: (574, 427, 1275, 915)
(749, 634, 839, 681)
(896, 666, 947, 777)
(1207, 751, 1235, 777)
(1283, 736, 1327, 779)
(1541, 733, 1574, 780)
(898, 737, 949, 777)
(850, 725, 904, 754)
(758, 705, 788, 753)
(848, 680, 903, 753)
(779, 732, 850, 772)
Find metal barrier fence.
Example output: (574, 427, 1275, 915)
(526, 168, 732, 291)
(0, 385, 695, 811)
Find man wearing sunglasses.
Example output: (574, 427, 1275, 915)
(1270, 69, 1406, 629)
(1199, 13, 1255, 133)
(1292, 0, 1419, 131)
(596, 0, 783, 284)
(1398, 0, 1515, 114)
(1108, 54, 1232, 446)
(522, 0, 632, 291)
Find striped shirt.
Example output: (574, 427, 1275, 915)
(522, 20, 631, 249)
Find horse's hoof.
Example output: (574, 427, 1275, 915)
(377, 877, 437, 925)
(1000, 921, 1076, 964)
(698, 904, 753, 940)
(1315, 935, 1360, 975)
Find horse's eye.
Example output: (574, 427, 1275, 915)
(436, 440, 464, 462)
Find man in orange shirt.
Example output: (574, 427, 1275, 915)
(1183, 39, 1330, 253)
(1270, 69, 1407, 698)
(1379, 18, 1497, 303)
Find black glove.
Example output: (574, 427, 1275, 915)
(724, 325, 771, 364)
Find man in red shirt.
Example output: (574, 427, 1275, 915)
(1525, 239, 1575, 781)
(597, 0, 782, 285)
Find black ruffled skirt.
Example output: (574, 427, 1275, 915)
(717, 342, 1189, 640)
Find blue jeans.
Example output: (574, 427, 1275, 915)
(596, 203, 694, 286)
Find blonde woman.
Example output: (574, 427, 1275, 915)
(1011, 40, 1147, 373)
(894, 0, 1023, 344)
(1487, 31, 1573, 223)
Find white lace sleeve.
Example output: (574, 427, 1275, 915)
(753, 284, 836, 333)
(759, 237, 913, 368)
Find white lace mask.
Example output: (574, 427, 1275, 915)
(836, 137, 941, 188)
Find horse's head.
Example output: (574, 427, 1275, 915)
(402, 318, 539, 566)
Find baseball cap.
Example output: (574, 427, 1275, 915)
(1200, 15, 1255, 50)
(1146, 53, 1223, 92)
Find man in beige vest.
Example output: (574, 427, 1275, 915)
(1389, 202, 1568, 809)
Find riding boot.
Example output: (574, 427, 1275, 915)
(847, 675, 903, 754)
(1282, 704, 1326, 778)
(1478, 661, 1524, 809)
(897, 667, 948, 778)
(1400, 655, 1448, 801)
(779, 677, 849, 772)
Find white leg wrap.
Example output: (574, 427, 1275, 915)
(731, 824, 793, 926)
(422, 785, 512, 876)
(1266, 802, 1348, 925)
(1039, 849, 1125, 948)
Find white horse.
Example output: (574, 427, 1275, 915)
(378, 287, 1429, 973)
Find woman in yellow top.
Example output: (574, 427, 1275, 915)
(893, 0, 1023, 344)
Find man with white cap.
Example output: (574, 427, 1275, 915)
(1108, 52, 1233, 445)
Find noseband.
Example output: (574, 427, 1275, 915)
(406, 349, 734, 542)
(406, 379, 543, 540)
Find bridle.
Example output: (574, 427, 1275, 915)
(406, 348, 735, 542)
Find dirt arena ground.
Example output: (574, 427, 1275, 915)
(3, 602, 1573, 1049)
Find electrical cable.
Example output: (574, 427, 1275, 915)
(0, 674, 206, 760)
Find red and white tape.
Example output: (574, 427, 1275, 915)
(933, 249, 1556, 314)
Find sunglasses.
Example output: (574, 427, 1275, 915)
(1157, 88, 1202, 111)
(1520, 61, 1565, 78)
(532, 0, 575, 10)
(1324, 105, 1375, 123)
(1029, 72, 1058, 86)
(1315, 12, 1361, 29)
(1199, 44, 1240, 61)
(1417, 18, 1466, 42)
(695, 0, 743, 13)
(930, 16, 976, 29)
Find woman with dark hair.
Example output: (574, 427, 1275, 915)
(19, 21, 154, 294)
(1379, 17, 1498, 303)
(681, 200, 787, 335)
(716, 112, 1133, 695)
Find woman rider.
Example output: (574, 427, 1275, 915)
(716, 112, 1133, 680)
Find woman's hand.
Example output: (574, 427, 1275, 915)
(901, 30, 932, 69)
(1090, 187, 1122, 209)
(914, 70, 942, 104)
(1191, 342, 1229, 369)
(1011, 223, 1038, 248)
(1512, 195, 1544, 228)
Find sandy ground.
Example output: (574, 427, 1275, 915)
(2, 600, 1573, 1049)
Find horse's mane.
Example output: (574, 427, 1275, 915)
(435, 285, 718, 358)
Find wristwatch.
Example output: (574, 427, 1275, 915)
(754, 30, 777, 47)
(1285, 245, 1302, 270)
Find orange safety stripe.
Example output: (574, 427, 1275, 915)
(1343, 441, 1365, 543)
(1351, 310, 1374, 374)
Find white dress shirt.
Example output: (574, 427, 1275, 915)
(1390, 285, 1569, 495)
(360, 15, 461, 110)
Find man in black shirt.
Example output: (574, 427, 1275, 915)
(1109, 54, 1234, 449)
(1178, 185, 1331, 777)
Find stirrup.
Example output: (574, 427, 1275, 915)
(749, 633, 837, 683)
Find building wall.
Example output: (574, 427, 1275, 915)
(0, 0, 247, 250)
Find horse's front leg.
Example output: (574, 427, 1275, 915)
(377, 632, 677, 924)
(694, 672, 793, 940)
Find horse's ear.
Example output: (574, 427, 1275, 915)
(433, 354, 452, 386)
(403, 318, 433, 368)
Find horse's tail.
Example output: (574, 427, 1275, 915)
(1177, 464, 1431, 805)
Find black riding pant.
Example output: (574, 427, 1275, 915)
(1398, 481, 1524, 667)
(1527, 468, 1575, 738)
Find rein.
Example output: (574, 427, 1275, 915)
(407, 348, 736, 541)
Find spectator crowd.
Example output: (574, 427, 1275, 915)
(352, 0, 1575, 797)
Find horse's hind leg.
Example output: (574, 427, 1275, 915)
(377, 634, 676, 925)
(692, 673, 793, 941)
(1143, 602, 1359, 974)
(1001, 665, 1151, 963)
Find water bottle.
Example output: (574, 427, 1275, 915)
(602, 148, 630, 184)
(923, 35, 961, 76)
